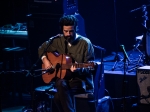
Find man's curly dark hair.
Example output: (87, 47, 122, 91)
(59, 15, 78, 31)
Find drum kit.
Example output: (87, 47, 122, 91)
(111, 4, 150, 72)
(128, 4, 150, 72)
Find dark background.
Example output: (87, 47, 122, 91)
(0, 0, 150, 58)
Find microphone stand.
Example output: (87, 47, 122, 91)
(121, 50, 128, 112)
(27, 36, 55, 111)
(110, 0, 123, 71)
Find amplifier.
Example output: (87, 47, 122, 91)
(137, 66, 150, 104)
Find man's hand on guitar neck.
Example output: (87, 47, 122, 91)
(70, 65, 77, 72)
(70, 62, 81, 72)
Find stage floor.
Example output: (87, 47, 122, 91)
(1, 50, 145, 112)
(103, 50, 144, 75)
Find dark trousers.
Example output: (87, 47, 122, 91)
(54, 78, 75, 112)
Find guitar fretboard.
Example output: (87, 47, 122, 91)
(61, 63, 94, 69)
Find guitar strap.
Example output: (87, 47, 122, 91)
(65, 40, 68, 55)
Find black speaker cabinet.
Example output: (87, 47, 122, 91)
(26, 14, 62, 67)
(137, 66, 150, 104)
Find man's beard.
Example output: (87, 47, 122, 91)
(65, 36, 75, 43)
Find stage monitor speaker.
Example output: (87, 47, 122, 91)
(26, 14, 61, 67)
(137, 66, 150, 104)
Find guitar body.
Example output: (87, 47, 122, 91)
(42, 52, 72, 84)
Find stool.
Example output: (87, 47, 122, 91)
(35, 86, 95, 112)
(34, 85, 57, 112)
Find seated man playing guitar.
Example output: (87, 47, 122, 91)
(38, 15, 95, 112)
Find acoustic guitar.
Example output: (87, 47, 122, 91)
(42, 52, 95, 84)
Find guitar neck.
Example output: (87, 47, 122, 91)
(61, 63, 93, 69)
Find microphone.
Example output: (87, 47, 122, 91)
(46, 34, 61, 46)
(120, 45, 130, 62)
(93, 44, 106, 52)
(42, 67, 55, 74)
(49, 34, 61, 41)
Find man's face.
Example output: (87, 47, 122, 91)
(63, 25, 76, 42)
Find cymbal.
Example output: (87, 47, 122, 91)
(136, 35, 143, 40)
